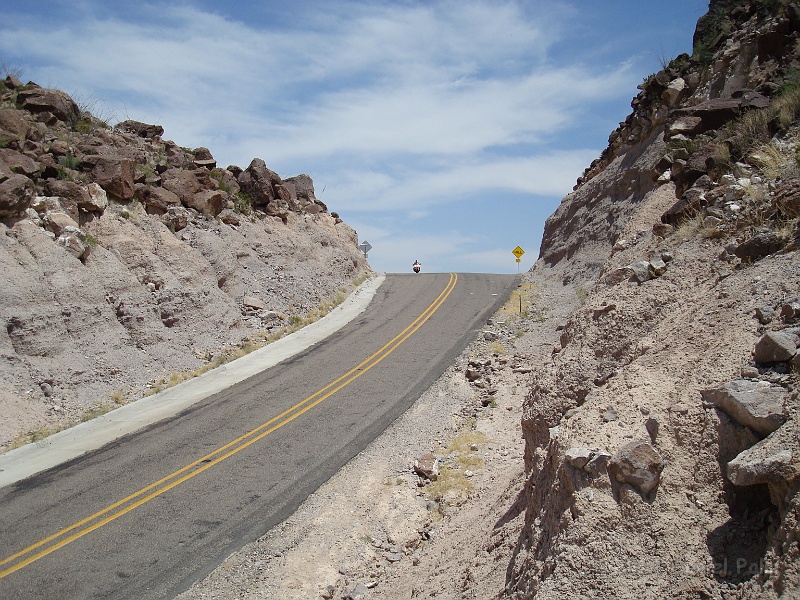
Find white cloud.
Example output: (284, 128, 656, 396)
(324, 149, 596, 212)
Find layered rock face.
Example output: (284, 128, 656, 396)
(0, 78, 368, 449)
(512, 1, 800, 598)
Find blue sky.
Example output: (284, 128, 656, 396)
(1, 1, 708, 273)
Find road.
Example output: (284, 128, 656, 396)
(0, 272, 516, 599)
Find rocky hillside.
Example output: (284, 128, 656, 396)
(511, 1, 800, 597)
(0, 79, 369, 450)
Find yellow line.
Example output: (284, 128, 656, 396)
(0, 273, 458, 579)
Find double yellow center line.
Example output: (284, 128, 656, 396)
(0, 273, 458, 579)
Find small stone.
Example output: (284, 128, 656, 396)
(608, 440, 665, 495)
(781, 301, 800, 322)
(243, 296, 266, 310)
(741, 366, 760, 378)
(413, 453, 439, 481)
(755, 306, 776, 325)
(645, 416, 659, 439)
(343, 583, 368, 600)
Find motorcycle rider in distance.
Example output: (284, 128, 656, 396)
(412, 260, 421, 273)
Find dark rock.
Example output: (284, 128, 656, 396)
(137, 184, 181, 215)
(734, 231, 789, 262)
(16, 87, 80, 124)
(645, 415, 660, 440)
(780, 302, 800, 322)
(661, 186, 707, 225)
(238, 158, 278, 206)
(83, 154, 135, 200)
(187, 189, 225, 217)
(238, 159, 292, 220)
(413, 452, 439, 481)
(115, 120, 164, 139)
(669, 97, 747, 134)
(0, 108, 31, 140)
(0, 148, 40, 177)
(284, 173, 327, 214)
(0, 173, 35, 216)
(193, 147, 216, 169)
(775, 179, 800, 218)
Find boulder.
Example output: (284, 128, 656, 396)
(161, 167, 223, 215)
(243, 296, 266, 310)
(608, 440, 665, 495)
(755, 306, 776, 325)
(774, 179, 800, 217)
(210, 167, 240, 196)
(781, 302, 800, 322)
(284, 174, 328, 214)
(193, 147, 216, 170)
(137, 184, 181, 215)
(45, 179, 109, 218)
(187, 189, 225, 217)
(661, 77, 687, 107)
(701, 380, 787, 437)
(734, 231, 789, 262)
(16, 87, 80, 124)
(0, 108, 32, 140)
(661, 186, 707, 225)
(628, 259, 654, 283)
(44, 180, 84, 220)
(728, 445, 796, 488)
(0, 174, 35, 217)
(565, 447, 610, 475)
(218, 208, 241, 226)
(0, 148, 40, 177)
(238, 158, 291, 219)
(666, 115, 702, 137)
(669, 97, 749, 134)
(115, 120, 164, 139)
(83, 154, 135, 200)
(43, 211, 79, 236)
(85, 182, 109, 213)
(753, 331, 798, 363)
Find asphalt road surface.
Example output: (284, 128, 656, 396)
(0, 272, 516, 599)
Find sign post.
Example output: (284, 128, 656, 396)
(512, 245, 525, 274)
(359, 241, 372, 258)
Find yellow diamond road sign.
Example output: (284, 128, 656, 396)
(512, 246, 525, 259)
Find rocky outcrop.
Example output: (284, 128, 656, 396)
(511, 1, 800, 597)
(0, 77, 369, 449)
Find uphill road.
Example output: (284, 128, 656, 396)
(0, 272, 516, 599)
